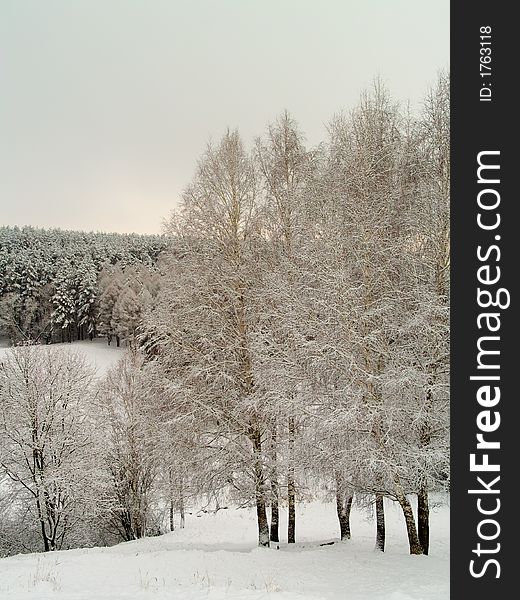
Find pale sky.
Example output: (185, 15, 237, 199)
(0, 0, 449, 235)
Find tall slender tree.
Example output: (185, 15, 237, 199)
(145, 130, 272, 547)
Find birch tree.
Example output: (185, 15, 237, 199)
(319, 80, 427, 553)
(401, 71, 450, 555)
(98, 351, 158, 541)
(255, 111, 314, 544)
(144, 130, 272, 546)
(0, 345, 98, 552)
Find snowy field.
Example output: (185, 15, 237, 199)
(0, 338, 124, 376)
(0, 341, 449, 599)
(0, 499, 449, 600)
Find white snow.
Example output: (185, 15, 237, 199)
(0, 340, 449, 598)
(0, 338, 124, 377)
(0, 498, 449, 600)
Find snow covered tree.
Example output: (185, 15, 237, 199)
(51, 256, 82, 342)
(111, 285, 143, 347)
(309, 79, 433, 554)
(98, 352, 158, 541)
(76, 255, 98, 340)
(255, 111, 316, 543)
(97, 266, 125, 346)
(0, 345, 99, 552)
(399, 71, 450, 555)
(145, 130, 273, 547)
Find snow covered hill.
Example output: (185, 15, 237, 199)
(0, 341, 449, 598)
(0, 499, 449, 600)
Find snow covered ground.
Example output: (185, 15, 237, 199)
(0, 341, 449, 598)
(0, 338, 124, 376)
(0, 498, 449, 600)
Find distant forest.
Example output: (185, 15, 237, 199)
(0, 226, 167, 344)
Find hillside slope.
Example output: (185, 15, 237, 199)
(0, 499, 449, 600)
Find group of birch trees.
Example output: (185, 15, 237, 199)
(143, 75, 450, 554)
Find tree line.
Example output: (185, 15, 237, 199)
(0, 227, 167, 344)
(0, 74, 449, 557)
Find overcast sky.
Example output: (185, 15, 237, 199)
(0, 0, 449, 235)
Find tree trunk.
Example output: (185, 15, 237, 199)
(398, 494, 423, 555)
(336, 492, 353, 540)
(417, 486, 429, 555)
(169, 499, 175, 532)
(255, 487, 269, 547)
(287, 415, 296, 544)
(375, 494, 385, 552)
(36, 496, 50, 552)
(270, 495, 279, 543)
(335, 472, 353, 540)
(41, 528, 50, 552)
(168, 467, 175, 531)
(418, 399, 432, 556)
(251, 426, 270, 547)
(269, 425, 279, 543)
(179, 477, 185, 529)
